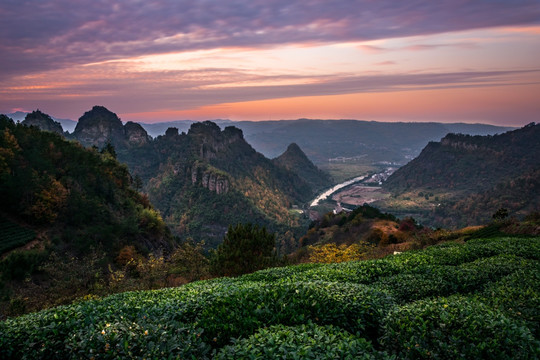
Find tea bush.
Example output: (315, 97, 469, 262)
(187, 281, 396, 346)
(477, 264, 540, 337)
(380, 296, 540, 359)
(216, 322, 391, 360)
(1, 236, 538, 359)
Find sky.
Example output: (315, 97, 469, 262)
(1, 0, 540, 126)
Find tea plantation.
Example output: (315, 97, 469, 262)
(1, 237, 539, 359)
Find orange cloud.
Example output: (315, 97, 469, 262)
(122, 83, 540, 126)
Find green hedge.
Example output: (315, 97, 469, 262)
(1, 236, 538, 358)
(216, 322, 391, 360)
(380, 296, 540, 359)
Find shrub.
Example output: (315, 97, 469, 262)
(380, 296, 540, 359)
(477, 264, 540, 337)
(216, 322, 390, 360)
(187, 281, 395, 346)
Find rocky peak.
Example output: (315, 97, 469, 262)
(73, 106, 125, 147)
(187, 121, 245, 160)
(165, 127, 179, 138)
(21, 110, 63, 134)
(124, 121, 150, 146)
(274, 142, 332, 191)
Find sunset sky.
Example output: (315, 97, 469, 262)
(1, 0, 539, 126)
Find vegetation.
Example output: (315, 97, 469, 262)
(0, 114, 176, 316)
(1, 236, 538, 359)
(0, 218, 36, 254)
(380, 123, 540, 228)
(210, 223, 278, 277)
(272, 142, 332, 191)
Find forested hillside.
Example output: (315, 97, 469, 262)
(27, 106, 328, 247)
(379, 123, 540, 227)
(145, 122, 313, 247)
(0, 114, 174, 315)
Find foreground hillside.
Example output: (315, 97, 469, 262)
(2, 236, 539, 359)
(0, 115, 174, 315)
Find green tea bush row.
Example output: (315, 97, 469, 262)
(380, 296, 540, 359)
(186, 281, 395, 346)
(0, 218, 36, 254)
(476, 263, 540, 337)
(1, 236, 538, 358)
(374, 254, 535, 303)
(216, 322, 391, 360)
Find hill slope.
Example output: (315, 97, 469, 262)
(67, 108, 324, 246)
(145, 122, 313, 246)
(2, 236, 538, 359)
(0, 114, 174, 314)
(379, 123, 540, 227)
(273, 142, 332, 192)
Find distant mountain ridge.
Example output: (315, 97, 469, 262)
(139, 119, 514, 165)
(1, 110, 513, 165)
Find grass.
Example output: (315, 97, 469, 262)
(318, 162, 380, 183)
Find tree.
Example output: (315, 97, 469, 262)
(210, 223, 277, 276)
(492, 207, 509, 221)
(100, 142, 117, 159)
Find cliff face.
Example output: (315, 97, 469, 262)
(21, 110, 64, 134)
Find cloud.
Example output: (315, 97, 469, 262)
(1, 0, 539, 79)
(4, 61, 536, 116)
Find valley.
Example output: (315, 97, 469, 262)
(3, 2, 539, 357)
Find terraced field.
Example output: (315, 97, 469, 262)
(1, 237, 539, 359)
(0, 218, 36, 255)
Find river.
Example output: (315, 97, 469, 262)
(309, 175, 367, 207)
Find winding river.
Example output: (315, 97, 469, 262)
(309, 175, 367, 207)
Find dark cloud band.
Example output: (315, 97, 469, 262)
(1, 0, 539, 78)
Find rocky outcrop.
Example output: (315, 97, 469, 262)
(124, 121, 150, 146)
(72, 106, 152, 149)
(73, 106, 125, 148)
(188, 121, 244, 160)
(190, 164, 230, 194)
(21, 110, 63, 134)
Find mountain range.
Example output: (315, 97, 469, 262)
(6, 111, 513, 165)
(8, 106, 329, 247)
